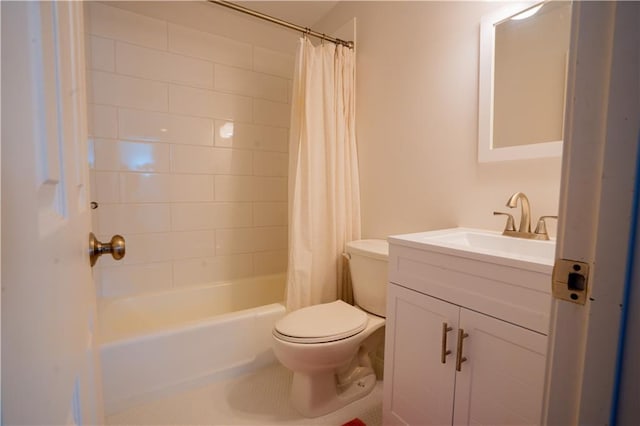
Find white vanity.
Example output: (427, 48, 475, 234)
(383, 228, 554, 425)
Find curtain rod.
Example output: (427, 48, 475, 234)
(207, 0, 354, 49)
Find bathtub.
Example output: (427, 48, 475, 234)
(99, 274, 286, 415)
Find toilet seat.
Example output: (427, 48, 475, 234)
(274, 300, 368, 344)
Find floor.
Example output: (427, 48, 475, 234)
(106, 363, 383, 426)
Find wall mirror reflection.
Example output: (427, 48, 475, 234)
(478, 1, 572, 162)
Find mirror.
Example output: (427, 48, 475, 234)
(478, 1, 572, 162)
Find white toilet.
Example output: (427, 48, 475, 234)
(272, 239, 389, 417)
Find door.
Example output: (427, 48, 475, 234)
(545, 2, 640, 423)
(383, 284, 459, 426)
(1, 2, 103, 424)
(452, 309, 548, 426)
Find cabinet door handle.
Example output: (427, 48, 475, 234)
(441, 322, 453, 363)
(455, 328, 469, 372)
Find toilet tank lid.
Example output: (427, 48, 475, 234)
(346, 239, 388, 260)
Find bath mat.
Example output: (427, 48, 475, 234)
(342, 418, 366, 426)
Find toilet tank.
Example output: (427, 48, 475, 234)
(345, 239, 389, 317)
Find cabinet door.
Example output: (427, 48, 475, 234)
(384, 284, 460, 425)
(453, 309, 548, 426)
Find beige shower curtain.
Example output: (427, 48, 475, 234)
(285, 38, 361, 311)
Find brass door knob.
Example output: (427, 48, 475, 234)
(89, 232, 126, 267)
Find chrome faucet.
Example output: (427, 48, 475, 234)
(494, 192, 557, 240)
(506, 192, 531, 233)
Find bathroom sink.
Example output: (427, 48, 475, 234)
(388, 228, 555, 269)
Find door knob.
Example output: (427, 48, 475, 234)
(89, 232, 125, 267)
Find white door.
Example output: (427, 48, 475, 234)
(452, 309, 548, 426)
(383, 284, 459, 426)
(2, 2, 103, 424)
(544, 2, 640, 423)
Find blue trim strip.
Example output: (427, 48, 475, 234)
(609, 130, 640, 425)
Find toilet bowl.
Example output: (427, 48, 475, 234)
(272, 239, 389, 418)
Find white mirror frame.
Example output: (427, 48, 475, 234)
(478, 2, 564, 163)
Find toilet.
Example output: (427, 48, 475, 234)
(272, 239, 389, 418)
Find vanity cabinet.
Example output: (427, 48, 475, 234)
(383, 236, 552, 426)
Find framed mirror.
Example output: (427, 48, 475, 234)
(478, 1, 572, 162)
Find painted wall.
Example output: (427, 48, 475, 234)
(316, 2, 562, 239)
(85, 2, 294, 298)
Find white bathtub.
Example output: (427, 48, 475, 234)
(99, 274, 286, 415)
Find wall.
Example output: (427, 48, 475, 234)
(316, 2, 563, 239)
(85, 2, 295, 298)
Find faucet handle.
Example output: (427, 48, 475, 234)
(493, 211, 516, 232)
(534, 215, 558, 237)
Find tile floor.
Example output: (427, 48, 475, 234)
(106, 363, 383, 426)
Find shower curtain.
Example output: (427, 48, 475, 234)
(285, 38, 361, 312)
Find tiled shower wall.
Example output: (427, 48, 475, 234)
(86, 2, 292, 298)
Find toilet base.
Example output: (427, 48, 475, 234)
(290, 369, 377, 418)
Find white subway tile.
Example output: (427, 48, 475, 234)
(253, 250, 288, 276)
(169, 85, 252, 121)
(253, 151, 288, 176)
(253, 47, 294, 78)
(214, 65, 287, 102)
(212, 203, 254, 228)
(171, 145, 214, 174)
(215, 226, 286, 255)
(168, 24, 252, 69)
(88, 139, 95, 169)
(89, 36, 115, 72)
(214, 65, 253, 96)
(119, 141, 171, 172)
(171, 230, 216, 260)
(171, 203, 216, 231)
(287, 80, 294, 104)
(119, 173, 172, 203)
(116, 42, 213, 88)
(93, 139, 119, 171)
(252, 177, 287, 201)
(122, 233, 173, 265)
(94, 172, 120, 203)
(215, 228, 254, 255)
(92, 71, 168, 111)
(89, 105, 118, 138)
(253, 202, 287, 227)
(171, 203, 253, 231)
(88, 3, 167, 50)
(171, 145, 252, 175)
(118, 109, 214, 146)
(252, 72, 289, 103)
(253, 226, 288, 252)
(172, 254, 253, 287)
(215, 121, 288, 152)
(212, 148, 253, 175)
(253, 99, 290, 128)
(86, 71, 94, 104)
(214, 175, 253, 201)
(98, 263, 173, 298)
(94, 139, 171, 172)
(97, 203, 171, 235)
(170, 174, 214, 202)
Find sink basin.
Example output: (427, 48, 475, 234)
(389, 228, 555, 268)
